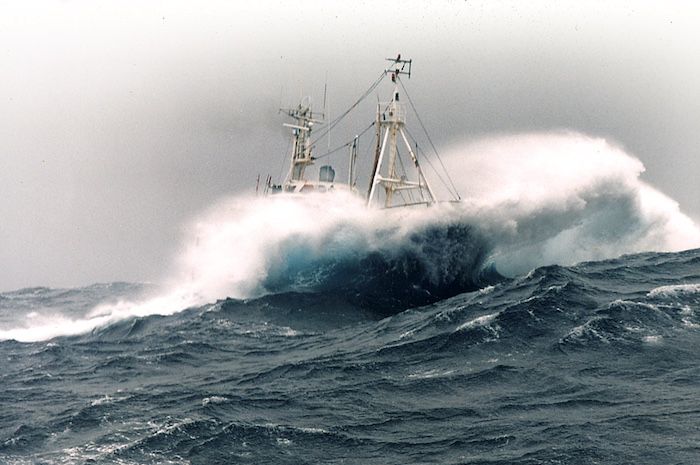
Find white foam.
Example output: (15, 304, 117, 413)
(90, 395, 114, 407)
(298, 426, 329, 434)
(238, 323, 302, 338)
(442, 132, 700, 276)
(202, 396, 228, 406)
(407, 369, 455, 379)
(563, 320, 610, 344)
(0, 290, 200, 343)
(479, 285, 496, 295)
(2, 131, 699, 342)
(648, 283, 700, 298)
(456, 312, 499, 332)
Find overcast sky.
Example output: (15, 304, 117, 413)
(1, 0, 699, 291)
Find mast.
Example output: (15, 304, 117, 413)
(281, 99, 323, 190)
(367, 55, 436, 208)
(348, 135, 358, 189)
(367, 103, 383, 200)
(270, 54, 457, 203)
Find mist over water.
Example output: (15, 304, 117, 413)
(1, 132, 698, 342)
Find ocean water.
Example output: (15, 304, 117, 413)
(2, 133, 700, 464)
(1, 249, 699, 464)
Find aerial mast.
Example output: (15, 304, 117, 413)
(367, 55, 436, 208)
(281, 99, 323, 191)
(348, 135, 358, 189)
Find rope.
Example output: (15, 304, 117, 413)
(398, 78, 461, 200)
(313, 141, 352, 160)
(404, 127, 457, 201)
(313, 121, 375, 160)
(394, 147, 416, 204)
(310, 71, 386, 146)
(276, 133, 292, 182)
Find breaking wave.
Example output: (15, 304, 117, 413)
(2, 132, 699, 341)
(170, 131, 699, 304)
(440, 131, 700, 275)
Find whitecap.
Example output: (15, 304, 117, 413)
(648, 283, 700, 298)
(456, 312, 499, 332)
(408, 369, 455, 379)
(202, 396, 229, 406)
(643, 335, 663, 344)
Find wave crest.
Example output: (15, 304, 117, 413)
(2, 131, 699, 341)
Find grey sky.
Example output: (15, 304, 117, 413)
(1, 1, 699, 291)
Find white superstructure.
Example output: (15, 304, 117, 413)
(265, 55, 459, 207)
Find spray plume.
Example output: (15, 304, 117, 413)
(2, 132, 698, 342)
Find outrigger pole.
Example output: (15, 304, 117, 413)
(367, 55, 436, 208)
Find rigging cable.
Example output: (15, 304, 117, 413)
(398, 78, 461, 200)
(404, 126, 455, 201)
(276, 133, 293, 183)
(394, 147, 416, 204)
(313, 121, 375, 160)
(310, 71, 386, 147)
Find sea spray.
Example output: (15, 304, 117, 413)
(442, 131, 700, 275)
(2, 132, 699, 341)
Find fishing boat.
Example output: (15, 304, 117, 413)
(262, 55, 461, 208)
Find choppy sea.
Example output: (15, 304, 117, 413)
(2, 133, 700, 464)
(1, 246, 699, 464)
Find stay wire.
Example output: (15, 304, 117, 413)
(398, 78, 461, 200)
(313, 120, 375, 160)
(277, 134, 293, 182)
(310, 71, 386, 147)
(404, 126, 454, 200)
